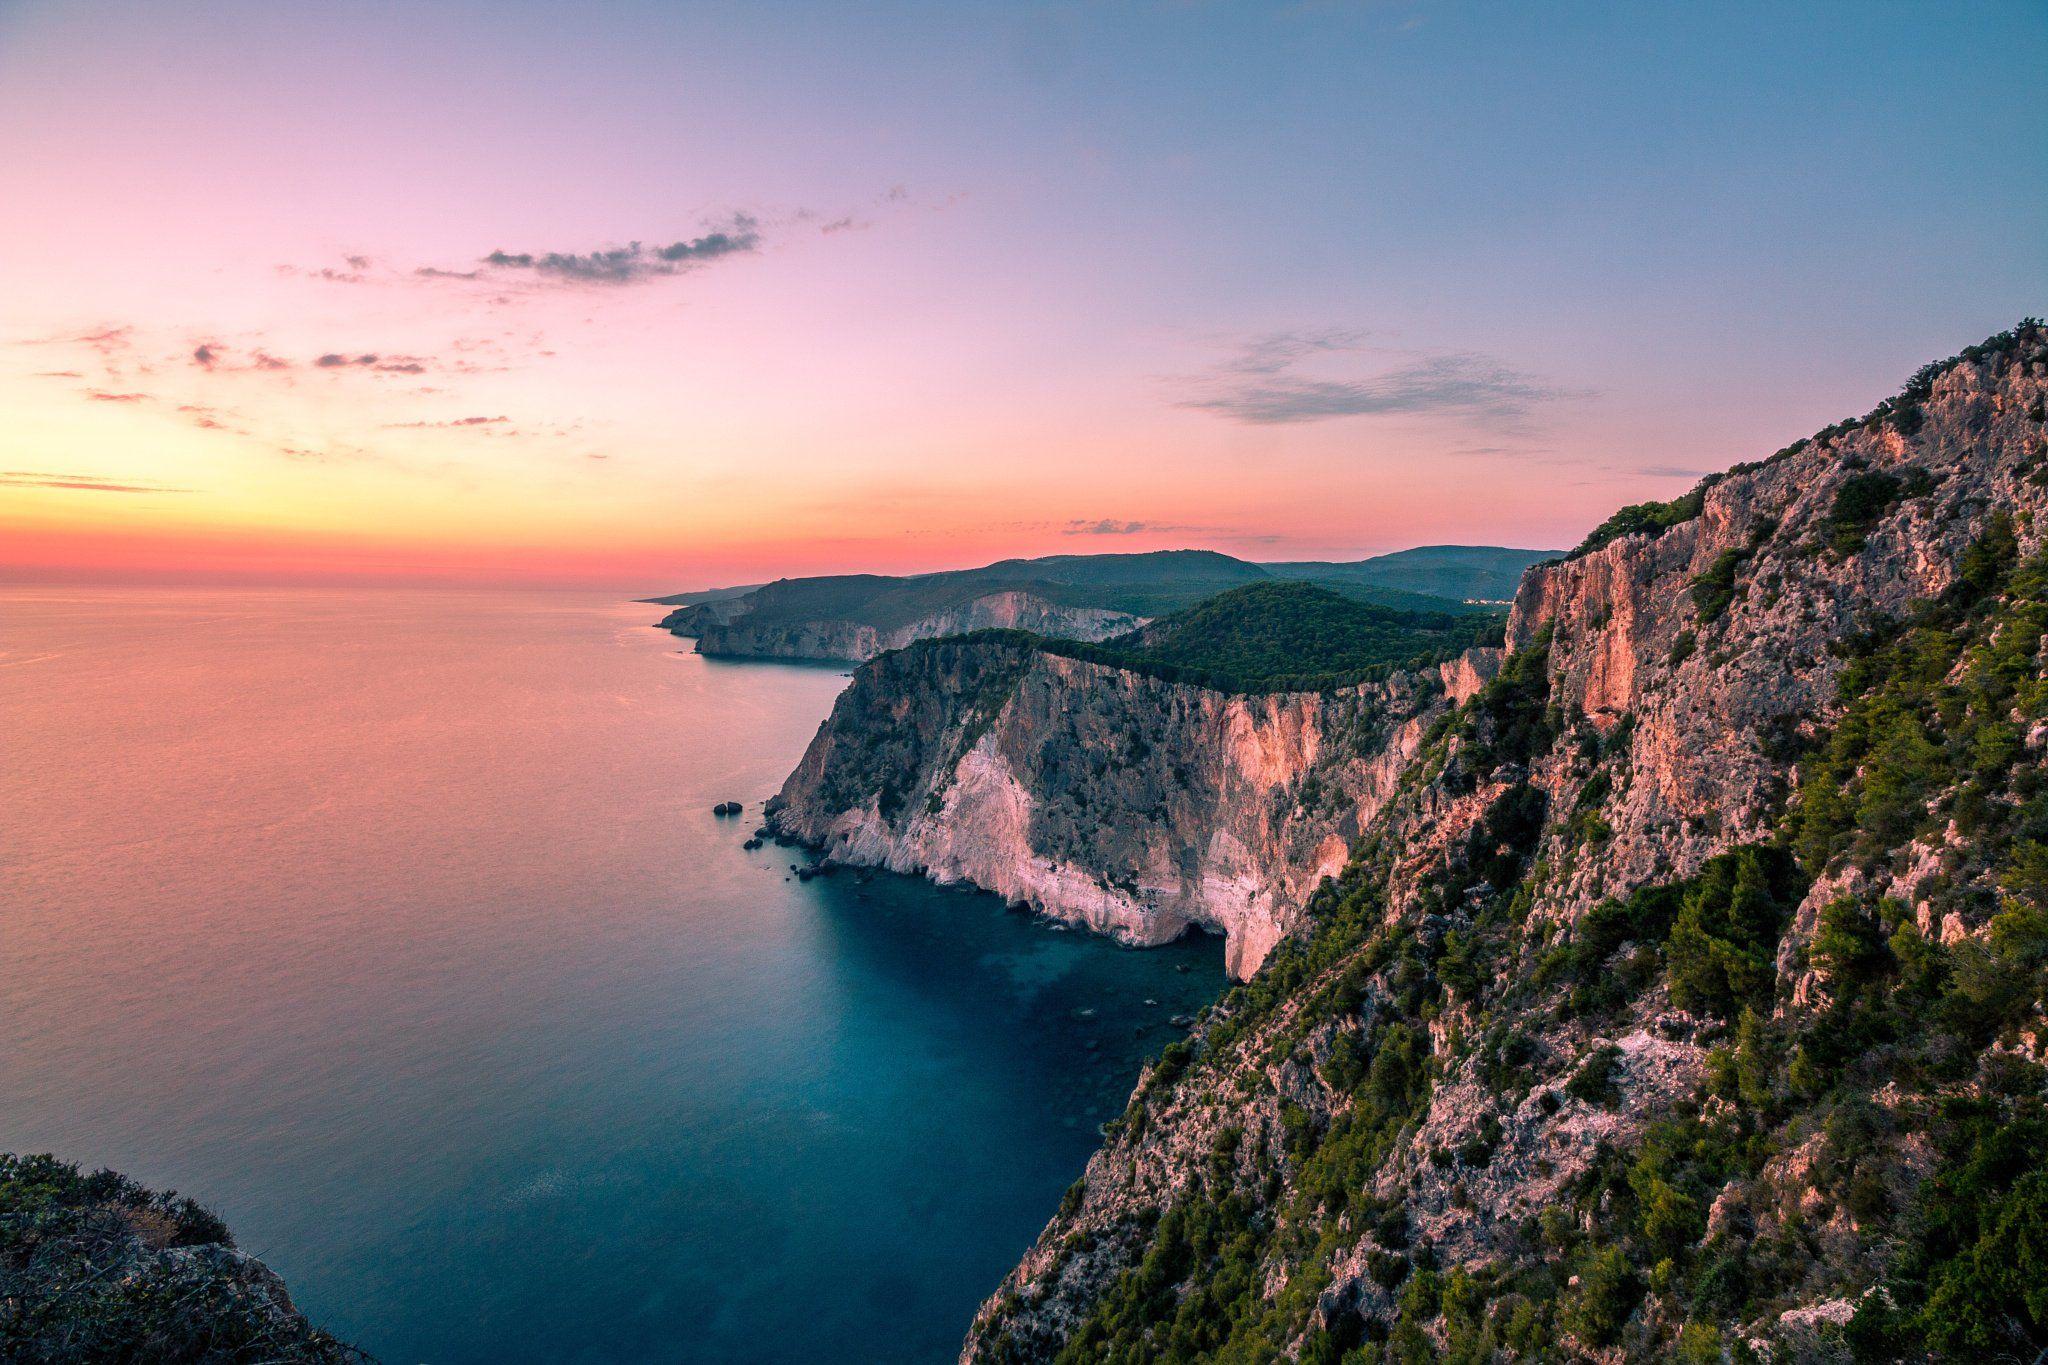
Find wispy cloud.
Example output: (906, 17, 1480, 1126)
(477, 214, 761, 284)
(1061, 517, 1197, 536)
(0, 470, 191, 494)
(314, 351, 428, 373)
(1176, 330, 1584, 429)
(284, 187, 953, 292)
(383, 415, 510, 429)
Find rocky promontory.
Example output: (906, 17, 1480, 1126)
(0, 1152, 361, 1363)
(768, 637, 1498, 978)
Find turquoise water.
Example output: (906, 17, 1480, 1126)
(0, 587, 1225, 1363)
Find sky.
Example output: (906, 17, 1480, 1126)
(1, 1, 2043, 591)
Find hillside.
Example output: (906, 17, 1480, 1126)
(953, 320, 2048, 1363)
(1065, 582, 1502, 693)
(761, 322, 2048, 1359)
(654, 547, 1537, 663)
(1267, 546, 1556, 605)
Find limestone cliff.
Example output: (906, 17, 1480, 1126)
(664, 589, 1144, 662)
(769, 640, 1498, 978)
(960, 322, 2048, 1361)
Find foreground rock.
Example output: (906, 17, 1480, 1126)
(0, 1152, 362, 1363)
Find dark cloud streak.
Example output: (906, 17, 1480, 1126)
(1178, 332, 1583, 428)
(480, 214, 761, 284)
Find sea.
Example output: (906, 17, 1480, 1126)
(0, 585, 1224, 1363)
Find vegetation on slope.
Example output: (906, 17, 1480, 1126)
(661, 546, 1541, 645)
(1264, 547, 1558, 605)
(987, 506, 2048, 1363)
(1042, 582, 1503, 693)
(1564, 318, 2044, 562)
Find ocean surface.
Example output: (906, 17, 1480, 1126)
(0, 586, 1225, 1364)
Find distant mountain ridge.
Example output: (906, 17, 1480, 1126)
(651, 545, 1555, 663)
(1267, 544, 1559, 603)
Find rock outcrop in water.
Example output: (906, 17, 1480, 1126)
(0, 1152, 360, 1362)
(948, 323, 2048, 1361)
(768, 639, 1499, 978)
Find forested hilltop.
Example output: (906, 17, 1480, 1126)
(962, 322, 2048, 1363)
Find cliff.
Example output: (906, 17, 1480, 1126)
(0, 1152, 361, 1362)
(670, 589, 1145, 663)
(769, 638, 1498, 978)
(956, 322, 2048, 1361)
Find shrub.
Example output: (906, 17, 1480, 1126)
(1567, 1044, 1624, 1108)
(1666, 846, 1806, 1018)
(1563, 1246, 1641, 1346)
(1691, 548, 1747, 624)
(1570, 487, 1713, 559)
(1825, 471, 1905, 554)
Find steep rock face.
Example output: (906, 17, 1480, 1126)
(769, 640, 1499, 978)
(664, 589, 1143, 662)
(963, 325, 2048, 1361)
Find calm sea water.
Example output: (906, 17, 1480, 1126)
(0, 586, 1223, 1363)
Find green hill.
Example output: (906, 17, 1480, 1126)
(1265, 544, 1557, 603)
(1054, 581, 1504, 692)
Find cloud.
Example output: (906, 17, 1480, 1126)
(1176, 331, 1583, 429)
(176, 403, 251, 435)
(86, 389, 149, 403)
(383, 415, 511, 429)
(168, 342, 292, 373)
(1059, 517, 1231, 537)
(0, 470, 190, 494)
(1218, 328, 1373, 376)
(1064, 518, 1165, 535)
(314, 351, 428, 373)
(479, 214, 761, 284)
(1640, 464, 1710, 479)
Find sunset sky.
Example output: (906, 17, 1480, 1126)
(2, 1, 2043, 590)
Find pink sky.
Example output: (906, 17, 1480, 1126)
(2, 2, 2040, 592)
